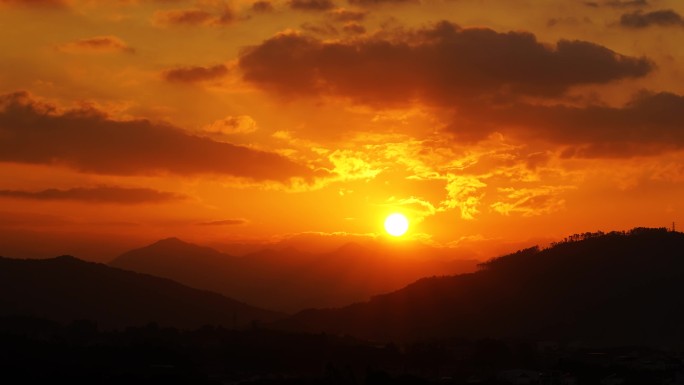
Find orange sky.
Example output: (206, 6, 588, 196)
(0, 0, 683, 261)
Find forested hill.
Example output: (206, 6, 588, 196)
(282, 228, 684, 348)
(0, 255, 281, 329)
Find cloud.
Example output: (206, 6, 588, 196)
(0, 0, 67, 8)
(238, 22, 653, 105)
(328, 8, 366, 22)
(153, 9, 214, 25)
(163, 64, 228, 83)
(204, 115, 258, 135)
(153, 7, 235, 26)
(620, 9, 684, 28)
(480, 92, 684, 158)
(0, 186, 183, 204)
(347, 0, 417, 7)
(383, 196, 437, 222)
(300, 22, 338, 36)
(58, 36, 134, 54)
(251, 0, 274, 13)
(0, 91, 312, 181)
(441, 174, 487, 220)
(237, 22, 684, 159)
(288, 0, 335, 11)
(490, 186, 568, 217)
(326, 149, 382, 181)
(605, 0, 647, 7)
(342, 22, 366, 34)
(198, 219, 248, 226)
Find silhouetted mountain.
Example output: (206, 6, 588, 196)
(111, 237, 247, 298)
(111, 238, 478, 312)
(0, 255, 280, 329)
(280, 228, 684, 348)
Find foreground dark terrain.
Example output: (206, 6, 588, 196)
(1, 228, 683, 384)
(1, 317, 684, 384)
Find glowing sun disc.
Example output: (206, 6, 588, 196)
(384, 213, 409, 237)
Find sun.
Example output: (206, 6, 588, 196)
(384, 213, 409, 237)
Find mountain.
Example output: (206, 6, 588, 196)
(279, 228, 684, 348)
(0, 255, 280, 329)
(110, 238, 479, 312)
(110, 237, 246, 297)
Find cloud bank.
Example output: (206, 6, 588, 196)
(0, 186, 183, 204)
(0, 92, 312, 181)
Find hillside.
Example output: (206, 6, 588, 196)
(110, 238, 478, 312)
(280, 228, 684, 348)
(0, 255, 281, 329)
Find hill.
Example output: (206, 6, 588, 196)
(0, 255, 281, 329)
(280, 228, 684, 348)
(110, 238, 478, 312)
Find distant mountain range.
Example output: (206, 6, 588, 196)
(0, 255, 280, 329)
(4, 228, 683, 349)
(110, 238, 479, 312)
(279, 228, 684, 348)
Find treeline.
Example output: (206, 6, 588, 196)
(479, 227, 676, 271)
(550, 227, 672, 246)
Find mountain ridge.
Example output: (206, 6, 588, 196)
(110, 237, 479, 312)
(0, 255, 281, 329)
(278, 228, 684, 348)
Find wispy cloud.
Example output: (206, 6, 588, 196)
(0, 186, 183, 204)
(58, 36, 134, 54)
(198, 219, 248, 226)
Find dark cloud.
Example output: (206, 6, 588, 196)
(0, 0, 67, 8)
(154, 9, 213, 25)
(547, 16, 592, 27)
(465, 92, 684, 157)
(342, 22, 366, 34)
(328, 8, 366, 22)
(347, 0, 417, 6)
(153, 8, 235, 26)
(0, 186, 183, 204)
(606, 0, 647, 7)
(198, 219, 248, 226)
(239, 21, 653, 105)
(213, 8, 236, 25)
(620, 9, 684, 28)
(237, 22, 683, 158)
(0, 92, 312, 181)
(58, 36, 134, 54)
(289, 0, 335, 11)
(300, 22, 339, 36)
(163, 64, 228, 83)
(251, 0, 274, 13)
(581, 0, 647, 8)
